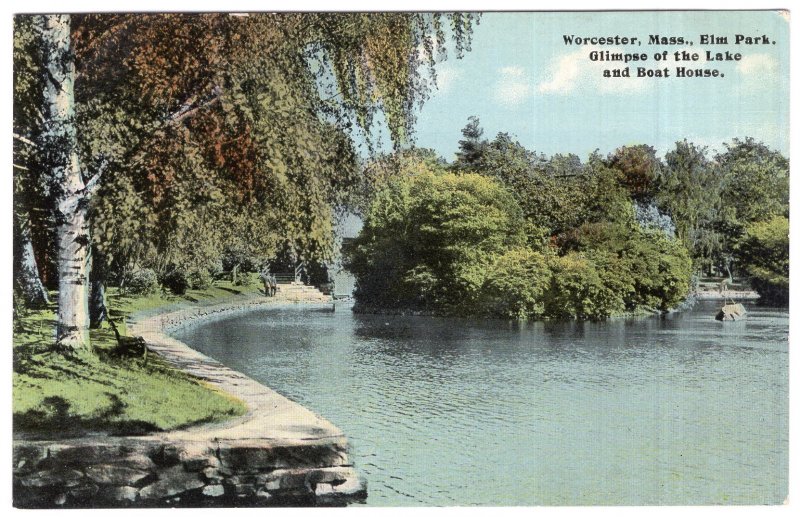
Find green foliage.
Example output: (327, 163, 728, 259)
(463, 131, 601, 236)
(658, 140, 725, 268)
(121, 268, 159, 296)
(160, 269, 191, 295)
(354, 147, 447, 214)
(717, 138, 789, 227)
(562, 222, 692, 312)
(345, 171, 526, 313)
(736, 216, 789, 306)
(15, 13, 478, 313)
(348, 149, 693, 320)
(655, 138, 789, 277)
(481, 248, 552, 320)
(545, 252, 621, 320)
(455, 116, 486, 168)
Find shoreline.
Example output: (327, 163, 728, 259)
(14, 290, 366, 508)
(351, 289, 762, 319)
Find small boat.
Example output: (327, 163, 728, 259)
(715, 302, 747, 321)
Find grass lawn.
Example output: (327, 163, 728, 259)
(13, 277, 264, 439)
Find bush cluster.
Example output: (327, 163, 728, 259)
(346, 171, 693, 320)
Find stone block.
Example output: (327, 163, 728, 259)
(202, 467, 225, 482)
(306, 466, 358, 487)
(202, 484, 226, 497)
(47, 444, 125, 466)
(314, 475, 367, 501)
(178, 442, 219, 472)
(255, 489, 273, 501)
(67, 483, 100, 502)
(19, 469, 84, 488)
(150, 444, 181, 467)
(257, 469, 307, 491)
(107, 485, 140, 503)
(137, 466, 205, 500)
(85, 464, 153, 486)
(12, 445, 48, 474)
(114, 453, 157, 472)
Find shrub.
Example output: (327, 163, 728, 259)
(481, 248, 551, 320)
(560, 221, 692, 312)
(234, 272, 257, 286)
(545, 252, 621, 319)
(188, 269, 213, 290)
(122, 268, 160, 296)
(160, 269, 190, 295)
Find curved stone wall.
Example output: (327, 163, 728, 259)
(13, 293, 366, 508)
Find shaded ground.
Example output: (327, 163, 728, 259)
(12, 279, 264, 439)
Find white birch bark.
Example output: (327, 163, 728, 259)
(14, 209, 50, 307)
(38, 14, 91, 351)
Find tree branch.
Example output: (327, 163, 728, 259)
(84, 170, 104, 196)
(13, 133, 38, 148)
(82, 156, 110, 198)
(168, 95, 221, 125)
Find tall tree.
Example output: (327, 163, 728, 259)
(716, 138, 789, 228)
(736, 216, 789, 306)
(659, 140, 724, 270)
(454, 116, 486, 169)
(36, 14, 102, 351)
(607, 144, 662, 203)
(13, 16, 51, 307)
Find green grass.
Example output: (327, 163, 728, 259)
(13, 276, 263, 439)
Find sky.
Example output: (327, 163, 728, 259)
(411, 11, 790, 161)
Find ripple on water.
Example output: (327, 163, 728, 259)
(172, 301, 788, 506)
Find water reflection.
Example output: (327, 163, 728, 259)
(173, 300, 788, 506)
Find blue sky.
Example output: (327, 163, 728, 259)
(411, 11, 790, 161)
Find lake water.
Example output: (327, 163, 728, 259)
(172, 300, 788, 506)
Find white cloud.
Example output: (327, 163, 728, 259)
(493, 66, 533, 106)
(434, 65, 461, 93)
(737, 54, 778, 76)
(735, 54, 780, 92)
(537, 46, 649, 95)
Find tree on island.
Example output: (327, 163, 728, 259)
(345, 161, 693, 320)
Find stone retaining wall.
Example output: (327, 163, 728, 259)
(13, 293, 366, 508)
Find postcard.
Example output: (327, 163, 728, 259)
(11, 9, 789, 508)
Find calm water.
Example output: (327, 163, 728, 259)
(173, 301, 788, 506)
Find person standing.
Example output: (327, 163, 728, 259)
(260, 268, 271, 297)
(269, 273, 277, 297)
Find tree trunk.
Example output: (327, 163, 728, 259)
(14, 209, 50, 308)
(38, 14, 92, 352)
(89, 250, 109, 329)
(89, 279, 107, 329)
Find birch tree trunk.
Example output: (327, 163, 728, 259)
(38, 14, 91, 351)
(13, 208, 50, 307)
